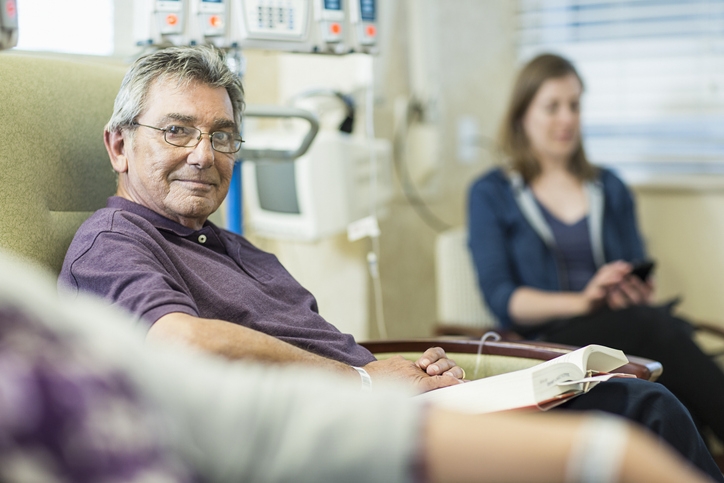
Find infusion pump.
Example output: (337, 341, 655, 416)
(0, 0, 18, 51)
(134, 0, 378, 55)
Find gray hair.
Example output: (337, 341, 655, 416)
(106, 46, 244, 133)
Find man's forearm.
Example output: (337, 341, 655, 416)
(148, 312, 358, 380)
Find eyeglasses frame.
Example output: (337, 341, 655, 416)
(131, 121, 244, 154)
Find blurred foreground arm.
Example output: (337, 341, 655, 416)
(425, 410, 713, 483)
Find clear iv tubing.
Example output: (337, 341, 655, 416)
(366, 78, 387, 339)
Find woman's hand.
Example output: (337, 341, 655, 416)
(581, 261, 631, 312)
(607, 271, 655, 310)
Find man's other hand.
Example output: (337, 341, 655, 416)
(363, 355, 463, 394)
(415, 347, 465, 379)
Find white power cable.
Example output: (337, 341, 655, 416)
(365, 76, 387, 339)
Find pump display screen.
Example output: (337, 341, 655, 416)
(323, 0, 341, 11)
(256, 162, 301, 214)
(360, 0, 375, 21)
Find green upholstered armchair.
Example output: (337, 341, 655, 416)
(0, 52, 125, 274)
(0, 53, 660, 383)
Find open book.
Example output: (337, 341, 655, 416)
(415, 344, 633, 414)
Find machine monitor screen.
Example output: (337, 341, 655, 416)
(360, 0, 375, 21)
(255, 161, 301, 214)
(323, 0, 342, 11)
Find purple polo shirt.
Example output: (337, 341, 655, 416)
(59, 197, 375, 367)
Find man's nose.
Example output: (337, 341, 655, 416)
(187, 134, 215, 169)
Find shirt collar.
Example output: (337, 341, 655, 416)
(106, 196, 216, 237)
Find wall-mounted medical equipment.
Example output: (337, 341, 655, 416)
(241, 106, 391, 241)
(135, 0, 367, 54)
(346, 0, 377, 54)
(135, 0, 187, 46)
(0, 0, 18, 51)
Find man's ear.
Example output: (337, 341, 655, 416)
(104, 129, 129, 174)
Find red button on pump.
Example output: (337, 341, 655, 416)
(166, 14, 179, 26)
(330, 22, 341, 34)
(210, 15, 223, 28)
(366, 24, 377, 37)
(6, 0, 16, 18)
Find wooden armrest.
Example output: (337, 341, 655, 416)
(695, 322, 724, 339)
(359, 338, 662, 382)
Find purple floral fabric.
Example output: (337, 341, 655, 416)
(0, 306, 197, 482)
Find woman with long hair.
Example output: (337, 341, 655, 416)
(468, 53, 724, 444)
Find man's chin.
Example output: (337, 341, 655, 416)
(170, 198, 218, 221)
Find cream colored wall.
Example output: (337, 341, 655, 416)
(374, 1, 517, 339)
(634, 183, 724, 329)
(240, 1, 517, 340)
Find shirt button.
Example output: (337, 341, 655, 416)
(198, 234, 207, 244)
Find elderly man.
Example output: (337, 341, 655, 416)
(59, 46, 458, 392)
(58, 46, 723, 479)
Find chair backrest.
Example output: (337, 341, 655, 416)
(435, 226, 498, 329)
(0, 53, 127, 274)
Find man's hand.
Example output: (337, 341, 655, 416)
(415, 347, 465, 379)
(363, 355, 463, 394)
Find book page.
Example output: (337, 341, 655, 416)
(414, 366, 539, 414)
(415, 360, 582, 414)
(533, 345, 628, 374)
(529, 362, 583, 403)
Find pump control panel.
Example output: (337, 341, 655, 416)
(135, 0, 187, 45)
(156, 0, 185, 35)
(190, 0, 228, 44)
(347, 0, 377, 54)
(241, 0, 308, 40)
(317, 0, 345, 45)
(0, 0, 18, 51)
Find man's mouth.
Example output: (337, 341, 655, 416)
(174, 179, 216, 190)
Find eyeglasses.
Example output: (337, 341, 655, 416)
(132, 122, 244, 154)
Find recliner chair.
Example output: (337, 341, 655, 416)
(0, 52, 124, 274)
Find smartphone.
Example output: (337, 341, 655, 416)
(630, 260, 655, 282)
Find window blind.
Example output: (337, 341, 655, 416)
(517, 0, 724, 178)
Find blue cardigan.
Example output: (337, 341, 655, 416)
(467, 167, 646, 328)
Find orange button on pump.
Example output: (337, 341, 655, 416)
(166, 14, 179, 26)
(366, 24, 377, 37)
(210, 15, 223, 28)
(330, 22, 341, 34)
(6, 0, 16, 18)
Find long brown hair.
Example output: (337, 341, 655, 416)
(498, 53, 597, 184)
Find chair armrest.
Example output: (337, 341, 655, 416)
(695, 322, 724, 338)
(359, 338, 662, 382)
